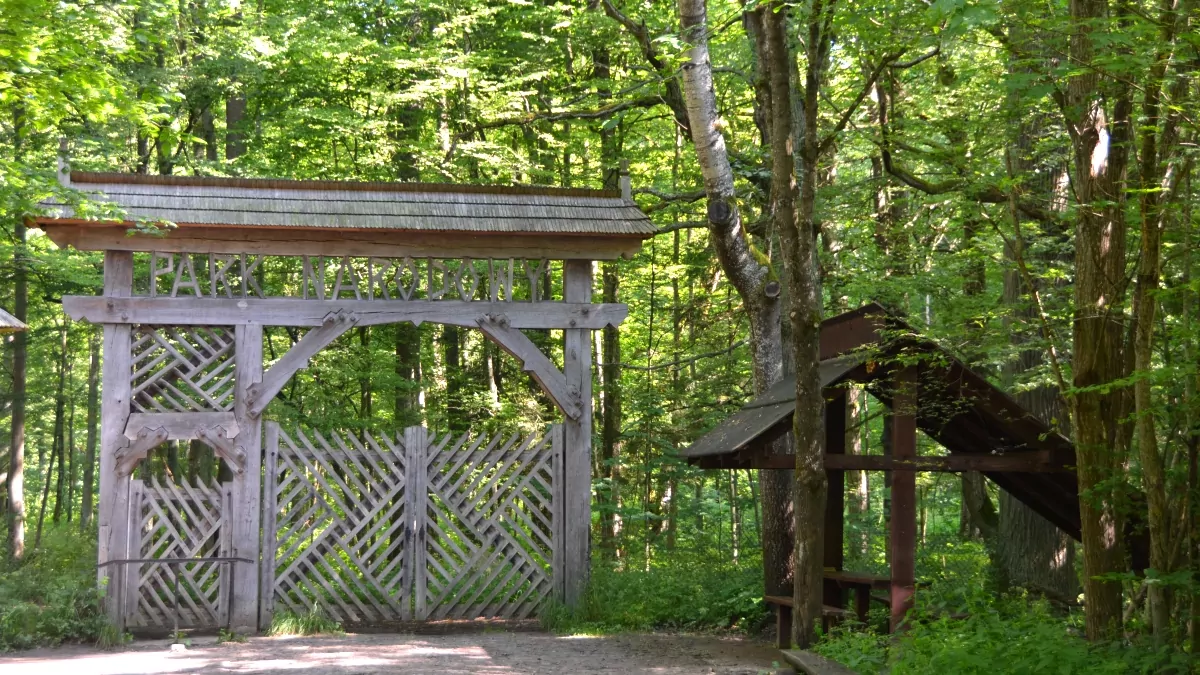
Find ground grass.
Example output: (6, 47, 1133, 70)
(267, 605, 343, 636)
(540, 552, 768, 634)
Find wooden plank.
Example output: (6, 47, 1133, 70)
(823, 392, 846, 610)
(259, 422, 279, 630)
(694, 450, 1072, 473)
(890, 365, 917, 633)
(64, 296, 629, 330)
(231, 323, 263, 632)
(780, 650, 858, 675)
(41, 223, 645, 261)
(248, 311, 358, 417)
(476, 315, 582, 419)
(823, 452, 1070, 473)
(98, 250, 133, 623)
(124, 412, 239, 441)
(405, 426, 428, 620)
(561, 259, 592, 607)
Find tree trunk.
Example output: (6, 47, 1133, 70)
(51, 321, 69, 524)
(761, 1, 826, 648)
(7, 107, 28, 561)
(1065, 0, 1134, 639)
(81, 329, 100, 530)
(678, 0, 793, 603)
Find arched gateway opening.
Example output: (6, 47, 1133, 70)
(35, 169, 654, 633)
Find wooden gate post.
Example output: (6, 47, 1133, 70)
(404, 425, 428, 620)
(562, 260, 593, 607)
(98, 250, 133, 625)
(232, 323, 264, 632)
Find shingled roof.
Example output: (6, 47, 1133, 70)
(38, 172, 656, 237)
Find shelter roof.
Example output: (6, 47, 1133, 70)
(680, 303, 1085, 541)
(0, 308, 27, 333)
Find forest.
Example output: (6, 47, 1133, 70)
(0, 0, 1198, 672)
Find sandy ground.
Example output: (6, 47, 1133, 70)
(0, 631, 785, 674)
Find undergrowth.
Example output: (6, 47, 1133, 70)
(0, 528, 108, 651)
(540, 553, 767, 634)
(268, 604, 343, 636)
(813, 589, 1198, 675)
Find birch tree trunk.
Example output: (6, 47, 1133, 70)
(677, 0, 793, 601)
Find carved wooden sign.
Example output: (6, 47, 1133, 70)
(138, 253, 557, 302)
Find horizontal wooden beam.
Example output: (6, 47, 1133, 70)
(688, 450, 1073, 473)
(39, 223, 644, 260)
(124, 412, 240, 441)
(63, 296, 627, 330)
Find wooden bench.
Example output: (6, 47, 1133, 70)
(779, 649, 857, 675)
(764, 596, 853, 649)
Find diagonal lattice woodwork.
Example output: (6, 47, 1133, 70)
(131, 326, 235, 413)
(419, 427, 560, 620)
(129, 476, 231, 629)
(265, 423, 561, 625)
(267, 426, 411, 624)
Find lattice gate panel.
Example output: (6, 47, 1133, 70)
(264, 423, 562, 625)
(131, 326, 235, 413)
(417, 425, 561, 620)
(265, 424, 411, 624)
(128, 476, 231, 629)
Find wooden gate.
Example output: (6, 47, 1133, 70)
(125, 476, 233, 629)
(262, 422, 562, 625)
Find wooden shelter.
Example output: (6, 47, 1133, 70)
(35, 166, 653, 633)
(680, 304, 1125, 634)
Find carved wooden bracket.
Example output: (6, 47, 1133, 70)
(196, 425, 247, 474)
(476, 313, 582, 420)
(115, 426, 169, 476)
(247, 309, 359, 417)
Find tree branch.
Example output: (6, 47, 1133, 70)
(818, 50, 905, 156)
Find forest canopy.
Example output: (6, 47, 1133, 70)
(0, 0, 1197, 668)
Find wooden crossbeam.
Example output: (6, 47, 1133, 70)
(247, 310, 358, 417)
(124, 412, 239, 441)
(63, 296, 628, 330)
(115, 425, 169, 476)
(475, 313, 582, 420)
(689, 449, 1073, 473)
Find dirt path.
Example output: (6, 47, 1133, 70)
(0, 631, 784, 674)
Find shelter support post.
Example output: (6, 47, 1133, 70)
(890, 366, 917, 632)
(98, 251, 133, 625)
(562, 260, 593, 607)
(232, 323, 264, 631)
(823, 391, 846, 610)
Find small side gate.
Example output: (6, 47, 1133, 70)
(262, 422, 562, 625)
(123, 476, 234, 629)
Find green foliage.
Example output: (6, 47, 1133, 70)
(268, 605, 343, 637)
(0, 528, 106, 651)
(540, 553, 767, 634)
(814, 594, 1199, 675)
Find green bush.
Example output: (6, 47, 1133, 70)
(268, 604, 342, 636)
(0, 528, 108, 651)
(813, 592, 1198, 675)
(541, 553, 768, 634)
